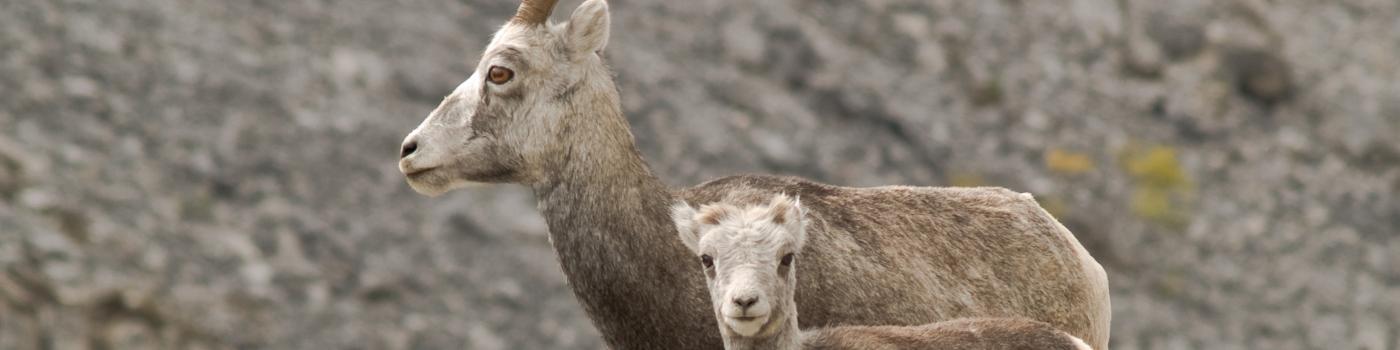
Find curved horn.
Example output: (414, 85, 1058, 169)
(511, 0, 559, 25)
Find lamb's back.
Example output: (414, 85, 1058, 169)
(802, 318, 1092, 350)
(677, 174, 1109, 349)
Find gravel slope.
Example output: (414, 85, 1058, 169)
(1, 0, 1396, 349)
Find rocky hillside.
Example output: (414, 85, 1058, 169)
(1, 0, 1396, 349)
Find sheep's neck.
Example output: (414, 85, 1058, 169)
(530, 88, 708, 345)
(720, 308, 803, 350)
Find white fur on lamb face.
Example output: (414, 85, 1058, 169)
(672, 195, 806, 338)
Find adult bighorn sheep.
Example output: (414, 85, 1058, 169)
(396, 0, 1110, 349)
(671, 195, 1094, 350)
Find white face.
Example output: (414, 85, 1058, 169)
(397, 0, 612, 195)
(672, 196, 807, 338)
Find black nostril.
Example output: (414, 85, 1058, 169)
(734, 297, 757, 308)
(400, 140, 418, 158)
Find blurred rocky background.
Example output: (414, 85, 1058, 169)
(1, 0, 1396, 349)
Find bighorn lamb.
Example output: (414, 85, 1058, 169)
(671, 195, 1093, 350)
(395, 0, 1110, 348)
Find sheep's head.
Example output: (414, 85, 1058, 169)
(671, 195, 807, 338)
(398, 0, 614, 195)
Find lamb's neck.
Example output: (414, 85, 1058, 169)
(722, 308, 803, 350)
(723, 334, 799, 350)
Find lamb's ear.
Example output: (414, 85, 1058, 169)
(764, 194, 796, 225)
(765, 195, 807, 251)
(790, 196, 807, 252)
(671, 201, 701, 254)
(565, 0, 609, 57)
(696, 204, 737, 227)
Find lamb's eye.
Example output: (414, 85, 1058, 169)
(487, 66, 514, 84)
(700, 255, 714, 268)
(780, 253, 794, 267)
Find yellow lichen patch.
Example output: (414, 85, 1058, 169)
(1131, 188, 1172, 222)
(1126, 147, 1187, 188)
(1120, 145, 1194, 227)
(1045, 149, 1095, 175)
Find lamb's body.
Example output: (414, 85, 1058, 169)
(803, 318, 1092, 350)
(672, 194, 1095, 350)
(677, 175, 1110, 348)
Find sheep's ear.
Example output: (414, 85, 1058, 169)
(764, 194, 797, 225)
(765, 195, 807, 251)
(671, 201, 701, 254)
(696, 204, 736, 227)
(565, 0, 609, 57)
(791, 196, 807, 252)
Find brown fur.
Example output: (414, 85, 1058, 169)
(803, 318, 1089, 350)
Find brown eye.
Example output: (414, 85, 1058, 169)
(700, 255, 714, 268)
(780, 253, 794, 267)
(487, 66, 514, 84)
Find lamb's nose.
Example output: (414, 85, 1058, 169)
(400, 139, 419, 159)
(733, 296, 758, 309)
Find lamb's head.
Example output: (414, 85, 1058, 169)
(671, 195, 807, 338)
(398, 0, 616, 195)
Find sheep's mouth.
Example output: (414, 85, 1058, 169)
(402, 166, 452, 196)
(724, 314, 771, 337)
(404, 166, 437, 178)
(725, 312, 769, 323)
